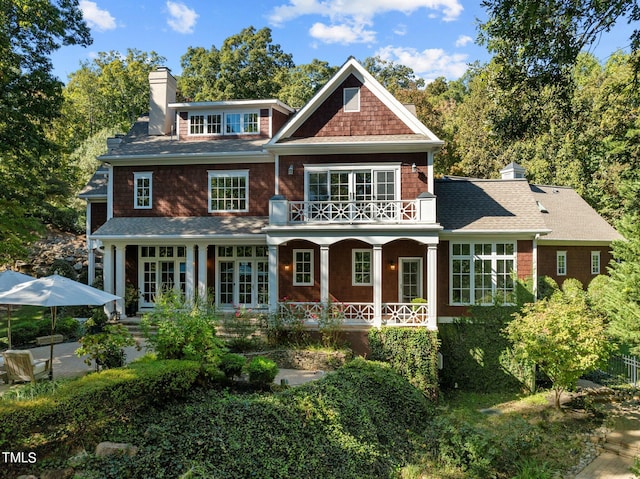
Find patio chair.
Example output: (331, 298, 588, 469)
(2, 350, 51, 384)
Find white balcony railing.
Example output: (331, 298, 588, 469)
(269, 194, 436, 225)
(277, 301, 429, 327)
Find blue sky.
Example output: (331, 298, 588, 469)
(51, 0, 637, 85)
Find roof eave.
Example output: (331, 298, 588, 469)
(265, 140, 444, 155)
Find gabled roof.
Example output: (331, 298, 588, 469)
(266, 57, 443, 150)
(436, 177, 550, 234)
(78, 166, 108, 199)
(530, 185, 623, 243)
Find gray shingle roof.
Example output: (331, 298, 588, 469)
(530, 185, 622, 242)
(93, 216, 268, 239)
(78, 166, 108, 199)
(435, 177, 549, 233)
(99, 117, 268, 159)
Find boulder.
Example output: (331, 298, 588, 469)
(95, 441, 138, 457)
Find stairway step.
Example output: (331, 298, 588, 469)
(602, 441, 639, 458)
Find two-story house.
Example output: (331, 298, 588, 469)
(80, 57, 621, 333)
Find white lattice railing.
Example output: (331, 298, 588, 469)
(288, 200, 418, 223)
(277, 301, 428, 327)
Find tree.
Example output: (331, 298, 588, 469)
(0, 0, 91, 263)
(178, 26, 294, 101)
(276, 59, 337, 108)
(506, 279, 610, 408)
(363, 56, 425, 94)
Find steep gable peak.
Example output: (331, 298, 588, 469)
(269, 57, 441, 145)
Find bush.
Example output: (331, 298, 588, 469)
(75, 324, 138, 371)
(218, 353, 246, 380)
(48, 259, 77, 280)
(368, 327, 440, 399)
(245, 356, 279, 385)
(221, 306, 261, 352)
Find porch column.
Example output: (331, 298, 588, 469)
(320, 246, 329, 303)
(88, 245, 96, 286)
(103, 244, 114, 294)
(114, 244, 126, 317)
(427, 244, 438, 330)
(197, 243, 208, 301)
(185, 244, 195, 304)
(268, 245, 279, 313)
(373, 245, 382, 328)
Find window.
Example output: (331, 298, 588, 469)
(189, 114, 205, 135)
(450, 242, 516, 305)
(208, 170, 248, 212)
(293, 249, 313, 286)
(352, 249, 372, 286)
(557, 251, 567, 276)
(591, 251, 600, 274)
(139, 246, 186, 306)
(216, 245, 268, 307)
(225, 112, 259, 134)
(134, 172, 152, 209)
(344, 87, 360, 112)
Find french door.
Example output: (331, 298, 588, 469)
(216, 246, 269, 308)
(139, 246, 186, 307)
(399, 258, 423, 303)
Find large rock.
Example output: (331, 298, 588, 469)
(95, 442, 138, 457)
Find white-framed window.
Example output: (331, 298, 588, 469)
(344, 87, 360, 112)
(557, 251, 567, 276)
(352, 249, 372, 286)
(304, 164, 400, 202)
(216, 245, 269, 307)
(450, 242, 517, 305)
(208, 170, 248, 212)
(225, 112, 259, 134)
(591, 251, 601, 275)
(293, 249, 313, 286)
(138, 245, 187, 307)
(134, 172, 152, 209)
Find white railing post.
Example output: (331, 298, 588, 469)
(269, 195, 288, 225)
(417, 192, 437, 223)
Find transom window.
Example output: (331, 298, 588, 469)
(134, 172, 152, 209)
(293, 249, 313, 286)
(352, 249, 372, 286)
(451, 242, 516, 305)
(208, 170, 248, 212)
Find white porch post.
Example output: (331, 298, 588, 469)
(268, 245, 279, 313)
(320, 246, 329, 303)
(114, 244, 126, 317)
(427, 244, 438, 330)
(373, 245, 382, 328)
(185, 244, 195, 304)
(197, 243, 208, 302)
(103, 244, 114, 293)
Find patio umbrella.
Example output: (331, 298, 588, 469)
(0, 270, 35, 349)
(0, 274, 121, 379)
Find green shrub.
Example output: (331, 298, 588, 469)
(48, 259, 77, 279)
(142, 291, 223, 363)
(218, 353, 246, 380)
(75, 324, 138, 371)
(245, 356, 279, 385)
(368, 327, 440, 399)
(221, 306, 262, 352)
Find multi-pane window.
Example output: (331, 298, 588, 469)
(139, 246, 186, 306)
(189, 115, 205, 135)
(217, 246, 268, 307)
(134, 172, 152, 209)
(208, 170, 248, 212)
(293, 249, 313, 286)
(557, 251, 567, 276)
(591, 251, 600, 275)
(206, 114, 221, 134)
(451, 242, 516, 305)
(225, 112, 258, 134)
(352, 249, 372, 286)
(189, 112, 256, 135)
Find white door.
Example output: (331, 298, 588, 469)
(399, 258, 423, 303)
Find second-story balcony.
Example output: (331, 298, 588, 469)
(269, 193, 437, 226)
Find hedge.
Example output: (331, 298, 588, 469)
(368, 327, 440, 399)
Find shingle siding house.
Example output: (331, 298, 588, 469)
(80, 58, 622, 332)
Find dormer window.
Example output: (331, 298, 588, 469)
(226, 112, 258, 134)
(343, 87, 360, 112)
(188, 111, 259, 136)
(189, 113, 221, 135)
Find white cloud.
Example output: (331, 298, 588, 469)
(269, 0, 463, 45)
(393, 24, 408, 36)
(166, 1, 198, 34)
(309, 22, 376, 44)
(455, 34, 473, 47)
(376, 45, 468, 81)
(79, 1, 116, 32)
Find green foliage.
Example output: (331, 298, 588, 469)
(276, 59, 337, 108)
(368, 327, 440, 398)
(75, 324, 138, 372)
(315, 300, 345, 349)
(8, 316, 81, 347)
(363, 56, 425, 93)
(507, 279, 611, 407)
(245, 356, 279, 385)
(221, 306, 261, 352)
(77, 358, 435, 479)
(218, 353, 247, 380)
(263, 300, 309, 347)
(141, 291, 223, 363)
(48, 258, 78, 279)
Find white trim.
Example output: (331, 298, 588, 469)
(133, 172, 153, 209)
(293, 249, 314, 286)
(207, 170, 249, 213)
(352, 249, 373, 286)
(398, 257, 423, 303)
(556, 250, 567, 276)
(591, 250, 601, 275)
(169, 99, 294, 115)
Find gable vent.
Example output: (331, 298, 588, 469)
(343, 87, 360, 112)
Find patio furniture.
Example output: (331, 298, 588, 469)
(2, 350, 51, 384)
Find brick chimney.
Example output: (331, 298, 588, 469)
(148, 67, 177, 136)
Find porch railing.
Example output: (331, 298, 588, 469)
(277, 301, 429, 327)
(288, 200, 418, 223)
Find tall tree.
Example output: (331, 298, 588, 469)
(0, 0, 91, 263)
(363, 56, 425, 94)
(178, 27, 294, 101)
(276, 59, 337, 108)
